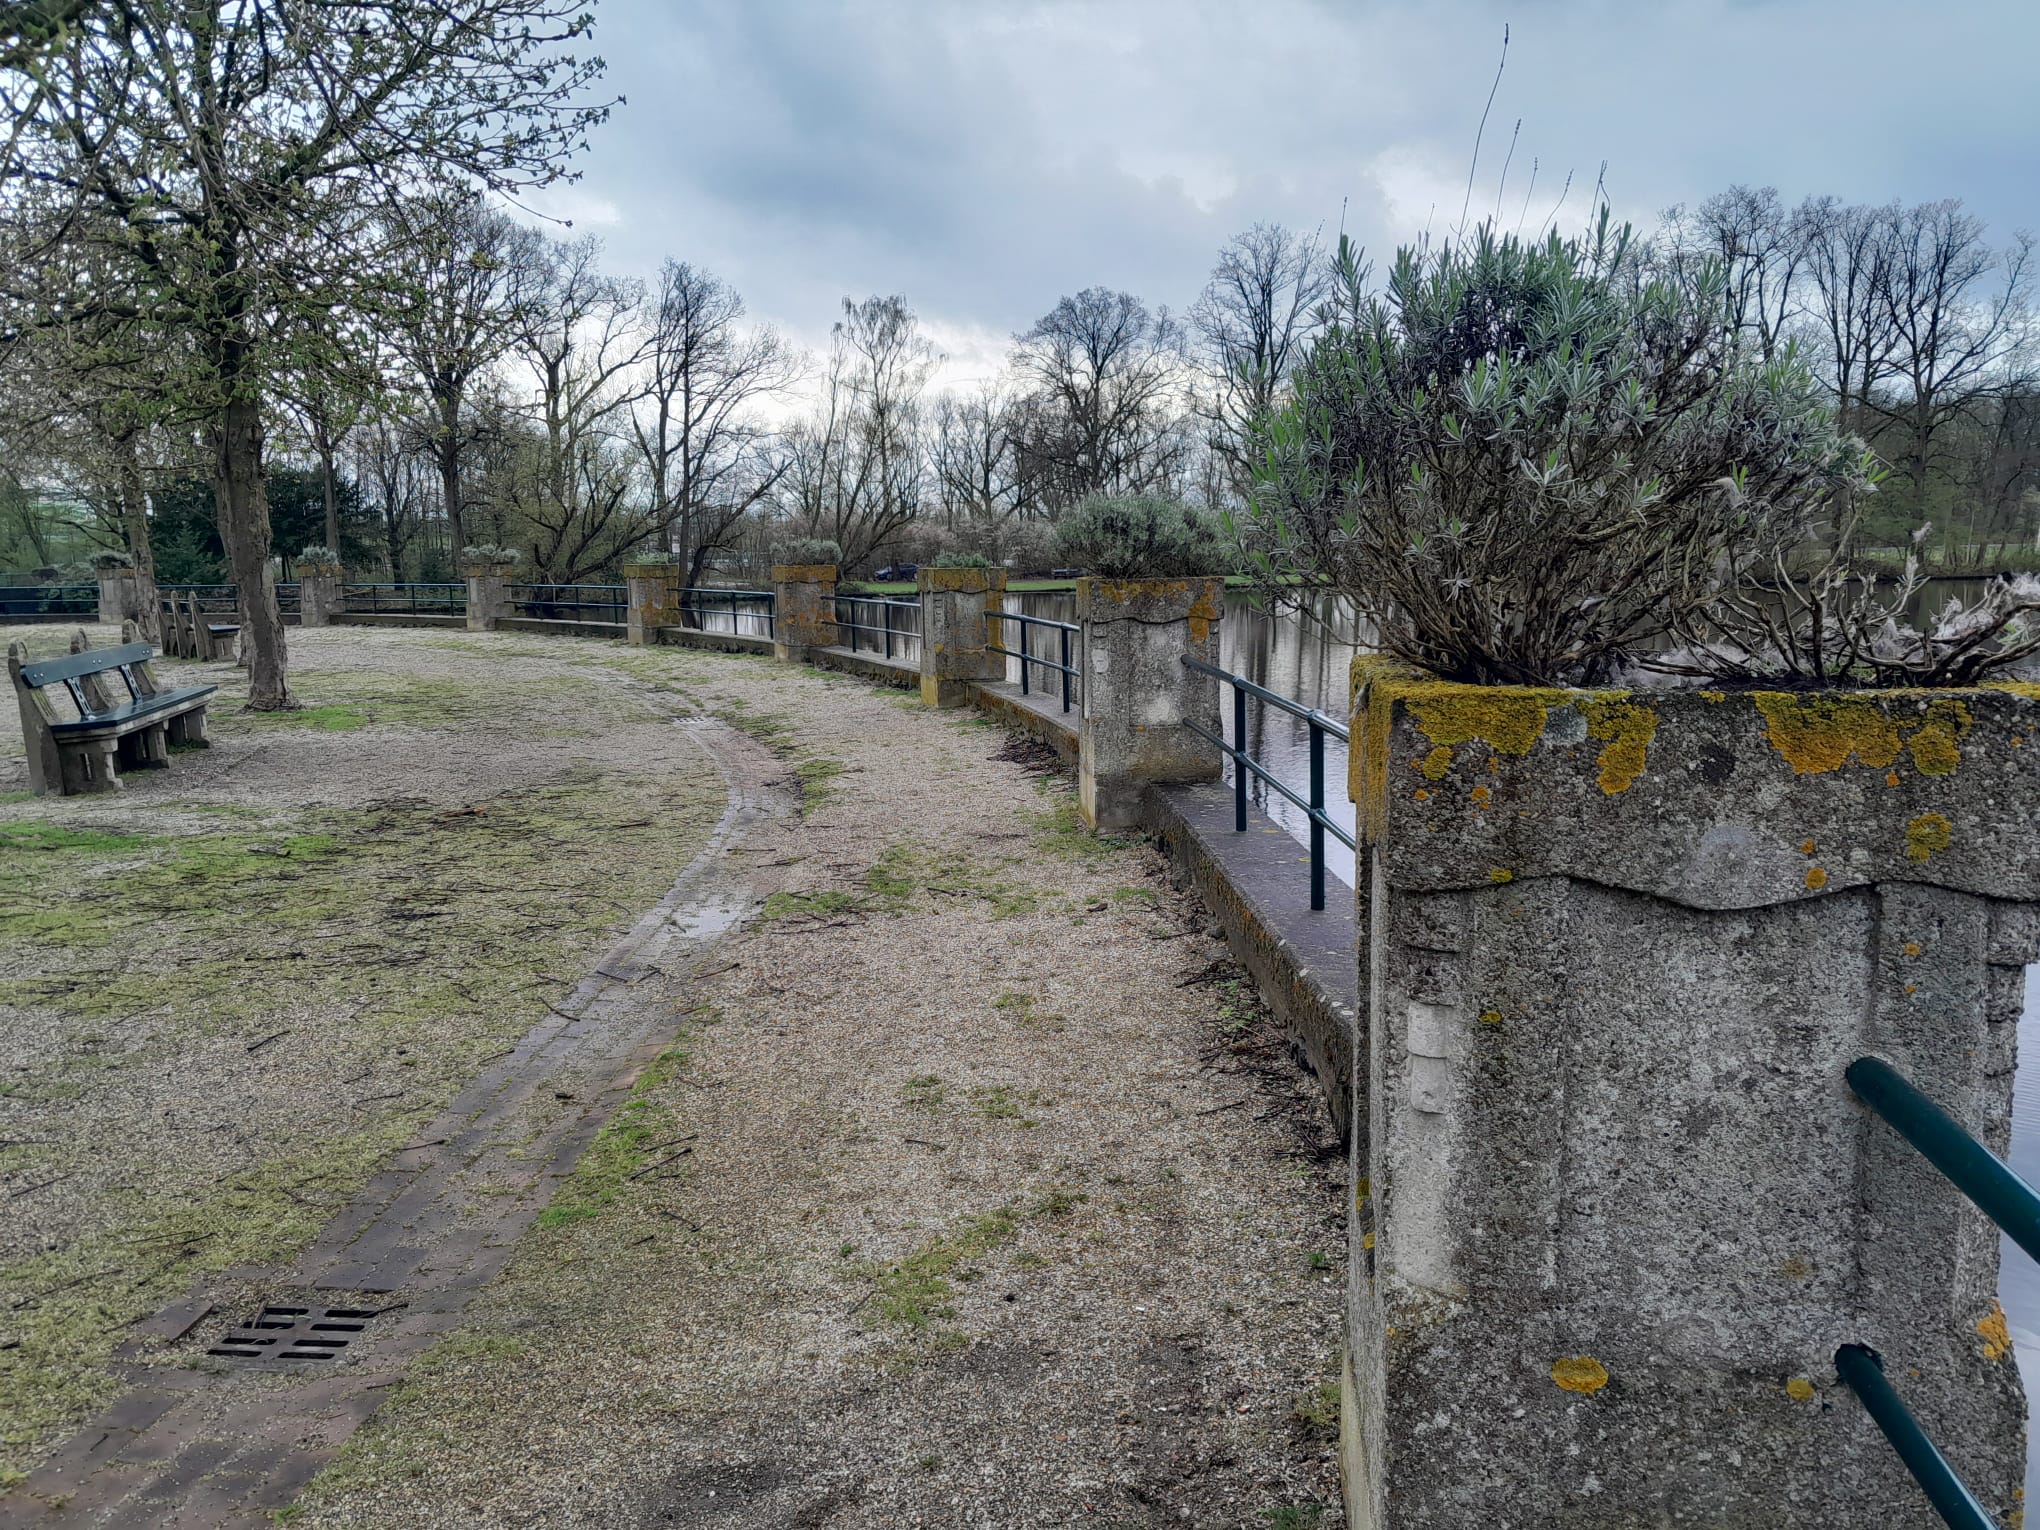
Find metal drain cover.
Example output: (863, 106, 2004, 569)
(207, 1304, 383, 1365)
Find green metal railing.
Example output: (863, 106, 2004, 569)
(679, 587, 774, 639)
(1181, 654, 1354, 911)
(344, 582, 466, 616)
(988, 608, 1078, 712)
(511, 583, 624, 624)
(0, 584, 96, 617)
(833, 594, 920, 661)
(1839, 1054, 2040, 1527)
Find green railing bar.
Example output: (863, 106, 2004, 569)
(1834, 1345, 1999, 1530)
(1845, 1055, 2040, 1265)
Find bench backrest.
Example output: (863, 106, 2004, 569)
(17, 643, 156, 689)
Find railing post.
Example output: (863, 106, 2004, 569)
(1308, 716, 1326, 912)
(298, 561, 344, 627)
(771, 562, 837, 662)
(460, 561, 513, 631)
(1233, 683, 1248, 832)
(917, 565, 1002, 707)
(1059, 626, 1072, 713)
(622, 561, 681, 645)
(1077, 576, 1223, 833)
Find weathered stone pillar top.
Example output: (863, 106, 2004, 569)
(770, 563, 838, 584)
(1075, 576, 1225, 638)
(1351, 656, 2040, 908)
(917, 566, 1006, 596)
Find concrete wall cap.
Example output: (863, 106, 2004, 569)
(1350, 660, 2040, 908)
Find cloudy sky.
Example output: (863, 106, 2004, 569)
(528, 0, 2040, 389)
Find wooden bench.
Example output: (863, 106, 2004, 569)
(160, 591, 241, 660)
(8, 631, 216, 795)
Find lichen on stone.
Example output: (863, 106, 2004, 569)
(1980, 1300, 2012, 1362)
(1752, 692, 1973, 778)
(1406, 686, 1560, 757)
(1579, 696, 1657, 794)
(1905, 812, 1953, 863)
(1551, 1355, 1609, 1394)
(1416, 745, 1453, 781)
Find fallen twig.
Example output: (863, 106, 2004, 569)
(1195, 1099, 1250, 1117)
(244, 1030, 290, 1054)
(628, 1146, 694, 1180)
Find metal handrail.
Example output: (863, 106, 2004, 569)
(510, 583, 626, 622)
(987, 608, 1078, 712)
(1846, 1055, 2040, 1265)
(1834, 1345, 1996, 1530)
(1838, 1055, 2038, 1526)
(833, 594, 920, 662)
(1, 585, 98, 614)
(344, 581, 466, 615)
(1181, 654, 1353, 912)
(679, 587, 775, 639)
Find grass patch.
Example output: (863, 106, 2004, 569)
(903, 1074, 945, 1109)
(245, 702, 367, 731)
(969, 1084, 1049, 1125)
(993, 990, 1067, 1032)
(760, 889, 868, 922)
(1028, 796, 1134, 865)
(1291, 1380, 1341, 1440)
(863, 842, 1036, 918)
(864, 1189, 1086, 1332)
(535, 1045, 693, 1230)
(792, 756, 848, 808)
(0, 821, 151, 855)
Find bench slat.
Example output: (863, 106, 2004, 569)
(18, 643, 157, 688)
(48, 685, 217, 736)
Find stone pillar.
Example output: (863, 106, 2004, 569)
(96, 566, 139, 626)
(462, 564, 512, 632)
(1343, 665, 2038, 1529)
(771, 563, 837, 662)
(917, 566, 1006, 706)
(624, 561, 682, 646)
(298, 562, 344, 627)
(1076, 577, 1223, 832)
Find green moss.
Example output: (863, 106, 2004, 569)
(862, 843, 1036, 917)
(1027, 797, 1133, 865)
(793, 756, 848, 807)
(0, 821, 151, 855)
(246, 703, 367, 731)
(760, 889, 869, 922)
(903, 1073, 946, 1109)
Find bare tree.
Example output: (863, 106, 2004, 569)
(1868, 201, 2034, 513)
(353, 410, 431, 577)
(1010, 288, 1187, 510)
(384, 191, 533, 552)
(0, 0, 610, 706)
(778, 295, 935, 570)
(1191, 224, 1328, 500)
(631, 261, 796, 598)
(1660, 186, 1804, 359)
(502, 235, 654, 580)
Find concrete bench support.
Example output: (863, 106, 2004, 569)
(772, 564, 837, 663)
(918, 566, 1005, 707)
(1076, 576, 1223, 833)
(1343, 665, 2040, 1528)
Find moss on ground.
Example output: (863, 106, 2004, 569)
(536, 1045, 696, 1229)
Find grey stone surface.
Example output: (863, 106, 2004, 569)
(1343, 670, 2040, 1528)
(1076, 577, 1224, 832)
(297, 564, 343, 628)
(462, 568, 511, 632)
(771, 564, 836, 662)
(624, 564, 680, 645)
(917, 567, 1003, 706)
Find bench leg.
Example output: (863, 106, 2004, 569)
(135, 725, 170, 768)
(168, 707, 210, 748)
(58, 741, 121, 795)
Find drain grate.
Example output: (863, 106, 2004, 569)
(207, 1304, 384, 1365)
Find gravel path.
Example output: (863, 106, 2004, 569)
(290, 639, 1350, 1529)
(2, 624, 1348, 1527)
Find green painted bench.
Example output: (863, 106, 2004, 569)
(8, 632, 216, 795)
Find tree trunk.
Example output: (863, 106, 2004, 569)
(438, 392, 465, 551)
(684, 540, 714, 630)
(320, 435, 339, 557)
(213, 390, 292, 708)
(118, 454, 160, 643)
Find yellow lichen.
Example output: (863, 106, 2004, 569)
(1905, 701, 1972, 776)
(1413, 788, 1431, 802)
(1479, 1010, 1503, 1025)
(1980, 1300, 2012, 1362)
(1799, 839, 1817, 856)
(1903, 941, 1923, 958)
(1885, 770, 1902, 787)
(1786, 1377, 1816, 1402)
(1488, 868, 1514, 883)
(1754, 692, 1973, 779)
(1470, 784, 1492, 807)
(1579, 696, 1657, 794)
(1416, 745, 1454, 781)
(1699, 690, 1726, 704)
(1406, 687, 1560, 757)
(1905, 812, 1952, 863)
(1804, 866, 1828, 891)
(1551, 1356, 1609, 1394)
(1362, 1232, 1376, 1251)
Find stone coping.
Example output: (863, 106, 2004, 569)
(1350, 657, 2040, 909)
(770, 563, 837, 583)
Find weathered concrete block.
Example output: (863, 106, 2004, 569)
(917, 566, 1005, 707)
(96, 568, 139, 626)
(771, 564, 837, 662)
(461, 565, 512, 632)
(1344, 663, 2040, 1528)
(624, 562, 682, 646)
(1077, 577, 1224, 832)
(298, 563, 343, 627)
